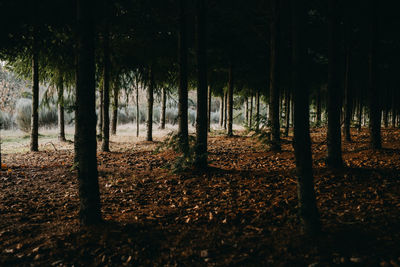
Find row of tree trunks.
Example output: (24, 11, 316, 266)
(194, 0, 208, 168)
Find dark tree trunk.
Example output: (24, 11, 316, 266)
(245, 97, 249, 126)
(178, 0, 189, 153)
(160, 87, 166, 130)
(383, 108, 388, 128)
(269, 0, 281, 151)
(147, 68, 154, 142)
(357, 101, 362, 131)
(194, 0, 208, 168)
(75, 0, 102, 225)
(327, 0, 343, 168)
(31, 21, 39, 152)
(219, 95, 224, 127)
(284, 89, 290, 136)
(101, 18, 110, 152)
(291, 0, 321, 236)
(223, 91, 227, 130)
(57, 75, 66, 141)
(227, 63, 234, 136)
(249, 94, 253, 129)
(256, 91, 260, 131)
(111, 83, 118, 135)
(208, 85, 211, 132)
(136, 82, 139, 137)
(343, 48, 352, 142)
(98, 84, 103, 139)
(368, 0, 381, 149)
(316, 86, 322, 126)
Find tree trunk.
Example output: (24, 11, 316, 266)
(245, 97, 249, 126)
(111, 83, 118, 135)
(285, 89, 290, 136)
(147, 68, 154, 142)
(343, 47, 352, 142)
(31, 21, 39, 152)
(219, 95, 224, 127)
(178, 0, 189, 153)
(208, 85, 211, 132)
(368, 0, 381, 149)
(383, 109, 388, 128)
(160, 87, 166, 130)
(227, 63, 234, 136)
(57, 75, 66, 141)
(101, 19, 110, 152)
(269, 0, 281, 151)
(327, 0, 343, 168)
(98, 84, 103, 139)
(357, 101, 362, 131)
(224, 91, 227, 130)
(256, 91, 260, 132)
(291, 0, 321, 236)
(75, 0, 102, 225)
(194, 0, 208, 168)
(136, 82, 139, 137)
(249, 94, 253, 129)
(316, 86, 322, 126)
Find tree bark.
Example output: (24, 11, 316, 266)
(160, 87, 166, 130)
(269, 0, 281, 151)
(249, 94, 253, 129)
(256, 91, 260, 132)
(327, 0, 343, 168)
(31, 19, 39, 152)
(101, 17, 110, 152)
(98, 83, 103, 139)
(343, 47, 352, 142)
(208, 85, 211, 132)
(245, 97, 249, 126)
(111, 83, 118, 135)
(316, 86, 322, 126)
(147, 68, 154, 142)
(194, 0, 208, 168)
(368, 0, 381, 149)
(75, 0, 102, 225)
(224, 90, 227, 130)
(291, 0, 321, 236)
(178, 0, 189, 153)
(57, 75, 66, 141)
(227, 63, 234, 136)
(219, 95, 224, 127)
(284, 89, 290, 136)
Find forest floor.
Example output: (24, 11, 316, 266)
(0, 127, 399, 266)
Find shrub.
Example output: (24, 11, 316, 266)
(0, 110, 14, 130)
(15, 98, 32, 132)
(39, 106, 58, 128)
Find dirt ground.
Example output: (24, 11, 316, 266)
(0, 127, 399, 266)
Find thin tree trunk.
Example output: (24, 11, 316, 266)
(147, 68, 154, 142)
(291, 0, 321, 236)
(219, 95, 224, 127)
(256, 91, 260, 131)
(160, 87, 166, 129)
(98, 83, 103, 139)
(249, 94, 253, 129)
(224, 91, 227, 130)
(368, 0, 381, 149)
(101, 18, 110, 152)
(136, 82, 139, 137)
(327, 0, 343, 168)
(269, 0, 281, 151)
(178, 0, 189, 153)
(111, 83, 118, 135)
(75, 0, 102, 225)
(227, 63, 234, 136)
(194, 0, 208, 168)
(343, 47, 352, 142)
(285, 89, 290, 136)
(208, 85, 211, 132)
(31, 20, 39, 152)
(245, 97, 249, 126)
(316, 86, 322, 126)
(357, 101, 362, 131)
(57, 75, 66, 141)
(383, 109, 388, 128)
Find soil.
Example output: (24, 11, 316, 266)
(0, 128, 399, 266)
